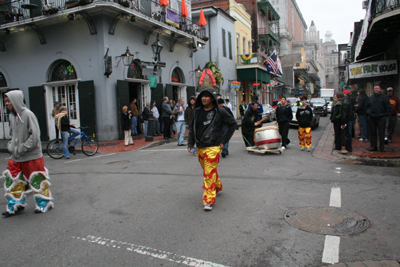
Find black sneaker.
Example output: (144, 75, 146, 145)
(2, 206, 25, 217)
(221, 152, 226, 158)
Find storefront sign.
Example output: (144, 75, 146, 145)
(349, 60, 398, 79)
(149, 76, 157, 88)
(230, 81, 240, 89)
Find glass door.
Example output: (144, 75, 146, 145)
(0, 91, 11, 139)
(52, 84, 80, 127)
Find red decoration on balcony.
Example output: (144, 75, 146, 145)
(198, 8, 207, 27)
(181, 0, 188, 18)
(159, 0, 169, 7)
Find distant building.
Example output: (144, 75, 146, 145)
(322, 31, 339, 90)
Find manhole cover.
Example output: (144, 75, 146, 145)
(284, 207, 370, 236)
(99, 143, 119, 147)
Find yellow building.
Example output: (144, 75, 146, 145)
(228, 0, 252, 117)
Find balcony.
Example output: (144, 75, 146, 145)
(0, 0, 206, 42)
(258, 26, 279, 43)
(371, 0, 400, 17)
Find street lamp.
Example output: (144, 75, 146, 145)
(151, 34, 163, 62)
(115, 47, 135, 67)
(195, 65, 202, 79)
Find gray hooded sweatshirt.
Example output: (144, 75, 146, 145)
(6, 90, 43, 162)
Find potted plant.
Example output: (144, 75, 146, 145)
(119, 0, 130, 7)
(41, 4, 59, 15)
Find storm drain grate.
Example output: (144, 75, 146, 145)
(284, 206, 370, 236)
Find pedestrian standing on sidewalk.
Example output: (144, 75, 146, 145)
(275, 96, 293, 150)
(341, 93, 354, 153)
(296, 96, 313, 152)
(239, 100, 246, 121)
(355, 89, 369, 141)
(331, 93, 344, 151)
(151, 100, 161, 136)
(162, 97, 172, 140)
(51, 101, 61, 141)
(185, 95, 197, 155)
(187, 88, 237, 211)
(2, 91, 54, 217)
(142, 103, 151, 137)
(218, 98, 234, 157)
(129, 98, 139, 136)
(121, 106, 134, 146)
(173, 98, 186, 146)
(365, 85, 392, 152)
(58, 107, 80, 159)
(385, 87, 400, 143)
(242, 102, 262, 147)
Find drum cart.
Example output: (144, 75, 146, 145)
(245, 126, 283, 155)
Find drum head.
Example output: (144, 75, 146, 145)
(255, 126, 279, 132)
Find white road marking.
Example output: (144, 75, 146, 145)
(141, 149, 188, 152)
(322, 187, 342, 264)
(322, 235, 340, 264)
(73, 235, 228, 267)
(329, 187, 341, 208)
(64, 153, 116, 164)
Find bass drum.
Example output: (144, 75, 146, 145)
(254, 126, 281, 149)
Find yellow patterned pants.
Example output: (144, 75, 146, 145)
(197, 146, 223, 206)
(298, 127, 312, 148)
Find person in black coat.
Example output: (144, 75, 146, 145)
(242, 102, 262, 147)
(355, 89, 369, 141)
(275, 96, 293, 149)
(121, 106, 134, 146)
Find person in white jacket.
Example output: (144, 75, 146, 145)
(151, 100, 161, 135)
(3, 90, 54, 217)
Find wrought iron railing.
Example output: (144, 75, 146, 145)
(0, 0, 206, 38)
(371, 0, 400, 17)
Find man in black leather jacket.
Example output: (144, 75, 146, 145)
(188, 88, 237, 211)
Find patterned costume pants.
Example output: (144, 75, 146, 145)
(298, 127, 312, 148)
(197, 146, 223, 206)
(3, 157, 54, 213)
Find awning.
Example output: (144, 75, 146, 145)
(237, 68, 270, 83)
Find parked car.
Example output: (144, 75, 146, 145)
(290, 105, 320, 129)
(327, 101, 333, 113)
(272, 99, 280, 109)
(262, 104, 276, 122)
(310, 98, 328, 116)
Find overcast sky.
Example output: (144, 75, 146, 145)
(296, 0, 366, 45)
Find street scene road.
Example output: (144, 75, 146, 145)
(1, 117, 399, 266)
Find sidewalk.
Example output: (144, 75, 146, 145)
(0, 133, 181, 154)
(313, 122, 400, 163)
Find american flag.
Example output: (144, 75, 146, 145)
(266, 52, 279, 74)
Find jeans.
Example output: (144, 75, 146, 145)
(221, 128, 229, 154)
(385, 116, 397, 140)
(144, 120, 149, 137)
(359, 115, 369, 140)
(176, 121, 186, 145)
(153, 119, 160, 135)
(131, 116, 138, 135)
(62, 128, 80, 158)
(344, 120, 353, 152)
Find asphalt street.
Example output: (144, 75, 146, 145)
(0, 117, 399, 266)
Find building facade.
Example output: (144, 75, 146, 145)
(0, 0, 207, 141)
(322, 31, 339, 90)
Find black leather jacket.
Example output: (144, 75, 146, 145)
(341, 97, 354, 125)
(188, 88, 237, 148)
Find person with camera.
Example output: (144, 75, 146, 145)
(121, 106, 134, 146)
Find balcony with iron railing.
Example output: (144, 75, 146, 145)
(0, 0, 206, 39)
(370, 0, 400, 18)
(258, 26, 279, 43)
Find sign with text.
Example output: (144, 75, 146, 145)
(149, 76, 157, 88)
(349, 60, 398, 79)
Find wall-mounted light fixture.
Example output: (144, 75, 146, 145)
(151, 34, 163, 62)
(115, 47, 134, 67)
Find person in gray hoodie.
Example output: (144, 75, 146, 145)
(2, 90, 54, 217)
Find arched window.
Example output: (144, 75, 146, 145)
(0, 72, 7, 87)
(127, 59, 144, 79)
(171, 67, 184, 83)
(48, 60, 77, 82)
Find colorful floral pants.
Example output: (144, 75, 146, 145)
(298, 127, 312, 148)
(3, 157, 53, 213)
(197, 146, 223, 206)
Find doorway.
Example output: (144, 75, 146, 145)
(51, 84, 80, 127)
(0, 91, 11, 139)
(129, 82, 144, 134)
